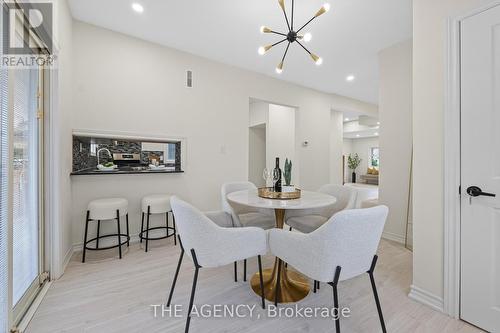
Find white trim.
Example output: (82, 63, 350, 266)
(409, 285, 444, 313)
(443, 1, 500, 319)
(443, 14, 462, 320)
(381, 231, 405, 244)
(47, 65, 63, 279)
(72, 128, 186, 143)
(16, 281, 52, 333)
(61, 246, 73, 275)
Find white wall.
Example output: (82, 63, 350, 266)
(378, 39, 413, 245)
(267, 104, 295, 184)
(70, 21, 377, 247)
(330, 111, 343, 185)
(248, 125, 266, 187)
(412, 0, 491, 306)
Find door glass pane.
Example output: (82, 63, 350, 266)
(0, 68, 9, 332)
(12, 67, 39, 305)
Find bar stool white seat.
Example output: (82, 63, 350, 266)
(82, 198, 130, 263)
(140, 194, 176, 252)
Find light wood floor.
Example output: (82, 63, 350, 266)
(26, 239, 481, 333)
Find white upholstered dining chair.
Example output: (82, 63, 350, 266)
(221, 181, 275, 281)
(269, 205, 389, 333)
(167, 197, 267, 333)
(285, 184, 357, 233)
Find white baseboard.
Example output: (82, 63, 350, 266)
(382, 231, 406, 244)
(61, 246, 74, 276)
(408, 285, 444, 313)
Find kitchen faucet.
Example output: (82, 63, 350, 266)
(97, 148, 112, 165)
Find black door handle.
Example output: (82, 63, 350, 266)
(466, 186, 496, 197)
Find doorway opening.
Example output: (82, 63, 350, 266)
(248, 99, 297, 187)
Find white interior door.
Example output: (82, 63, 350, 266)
(460, 4, 500, 332)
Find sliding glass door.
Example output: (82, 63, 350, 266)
(0, 6, 47, 329)
(11, 65, 44, 321)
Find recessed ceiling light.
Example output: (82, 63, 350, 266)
(131, 3, 144, 13)
(356, 134, 360, 137)
(345, 118, 349, 121)
(346, 75, 355, 82)
(374, 132, 379, 136)
(377, 121, 380, 125)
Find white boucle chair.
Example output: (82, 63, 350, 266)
(269, 205, 389, 333)
(167, 197, 267, 333)
(285, 184, 357, 233)
(221, 181, 275, 281)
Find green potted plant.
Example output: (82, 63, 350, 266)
(347, 153, 362, 183)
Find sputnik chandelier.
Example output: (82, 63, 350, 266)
(258, 0, 330, 73)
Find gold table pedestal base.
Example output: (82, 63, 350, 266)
(249, 208, 310, 303)
(250, 260, 310, 303)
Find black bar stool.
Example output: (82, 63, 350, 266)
(140, 194, 176, 252)
(82, 198, 130, 263)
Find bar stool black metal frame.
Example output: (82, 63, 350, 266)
(82, 209, 130, 263)
(139, 206, 176, 252)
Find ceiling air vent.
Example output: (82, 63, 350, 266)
(186, 70, 193, 88)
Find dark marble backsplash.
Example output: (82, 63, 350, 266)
(72, 136, 181, 172)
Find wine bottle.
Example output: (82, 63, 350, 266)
(273, 157, 282, 192)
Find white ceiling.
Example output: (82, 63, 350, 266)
(68, 0, 412, 104)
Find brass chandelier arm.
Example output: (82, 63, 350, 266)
(281, 42, 291, 63)
(280, 5, 291, 31)
(269, 30, 288, 37)
(296, 40, 312, 55)
(296, 16, 317, 34)
(271, 38, 288, 48)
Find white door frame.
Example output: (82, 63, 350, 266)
(444, 0, 500, 319)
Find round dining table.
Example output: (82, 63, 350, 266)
(226, 189, 336, 303)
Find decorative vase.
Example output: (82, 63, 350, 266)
(352, 172, 356, 183)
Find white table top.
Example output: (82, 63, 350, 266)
(226, 189, 336, 210)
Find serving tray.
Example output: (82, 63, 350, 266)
(258, 187, 301, 200)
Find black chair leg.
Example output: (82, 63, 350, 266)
(331, 266, 342, 333)
(234, 261, 237, 282)
(140, 212, 144, 243)
(186, 249, 201, 333)
(165, 211, 169, 237)
(116, 210, 122, 259)
(257, 255, 265, 309)
(314, 280, 317, 293)
(275, 260, 282, 306)
(368, 255, 386, 333)
(96, 220, 101, 248)
(243, 259, 247, 282)
(126, 213, 130, 246)
(289, 226, 292, 231)
(145, 206, 151, 252)
(82, 211, 90, 263)
(172, 213, 177, 246)
(167, 236, 185, 307)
